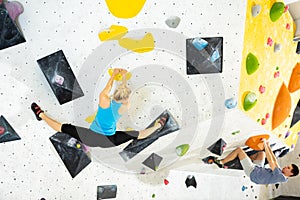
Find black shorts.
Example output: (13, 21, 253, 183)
(61, 124, 139, 148)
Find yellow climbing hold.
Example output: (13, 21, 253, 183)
(108, 68, 132, 81)
(98, 25, 128, 41)
(118, 33, 155, 53)
(104, 0, 146, 18)
(285, 122, 300, 148)
(85, 111, 97, 123)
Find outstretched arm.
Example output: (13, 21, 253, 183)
(263, 139, 279, 171)
(100, 68, 119, 97)
(99, 69, 120, 107)
(120, 69, 128, 86)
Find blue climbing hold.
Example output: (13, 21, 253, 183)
(192, 38, 208, 51)
(210, 50, 220, 62)
(225, 97, 237, 109)
(242, 185, 248, 191)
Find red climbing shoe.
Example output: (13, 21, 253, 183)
(31, 102, 44, 121)
(155, 114, 168, 132)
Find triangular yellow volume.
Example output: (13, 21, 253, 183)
(85, 111, 97, 123)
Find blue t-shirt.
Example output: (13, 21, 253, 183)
(89, 100, 122, 136)
(250, 166, 288, 184)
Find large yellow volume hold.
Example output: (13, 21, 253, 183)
(98, 25, 128, 41)
(104, 0, 147, 18)
(118, 33, 155, 53)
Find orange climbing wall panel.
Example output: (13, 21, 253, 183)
(238, 0, 300, 148)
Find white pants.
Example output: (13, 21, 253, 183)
(240, 157, 264, 177)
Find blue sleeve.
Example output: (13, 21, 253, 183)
(272, 167, 281, 174)
(273, 167, 288, 182)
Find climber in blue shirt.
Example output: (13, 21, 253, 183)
(31, 68, 167, 148)
(212, 139, 299, 184)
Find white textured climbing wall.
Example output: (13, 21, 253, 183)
(0, 0, 281, 199)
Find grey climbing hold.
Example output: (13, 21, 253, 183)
(97, 185, 117, 199)
(274, 43, 281, 53)
(142, 153, 163, 171)
(252, 4, 261, 17)
(165, 16, 181, 28)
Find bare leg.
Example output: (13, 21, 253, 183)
(249, 151, 265, 162)
(137, 123, 161, 139)
(39, 113, 62, 132)
(220, 147, 248, 164)
(137, 116, 168, 139)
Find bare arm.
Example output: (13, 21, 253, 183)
(267, 141, 278, 163)
(263, 140, 279, 171)
(99, 69, 119, 107)
(101, 69, 119, 97)
(120, 69, 128, 86)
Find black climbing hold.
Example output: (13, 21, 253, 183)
(207, 138, 227, 156)
(119, 110, 179, 161)
(186, 37, 223, 74)
(142, 153, 163, 171)
(185, 175, 197, 188)
(0, 115, 21, 143)
(97, 185, 117, 199)
(0, 3, 25, 50)
(37, 50, 84, 105)
(49, 132, 91, 178)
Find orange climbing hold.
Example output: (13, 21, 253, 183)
(288, 63, 300, 93)
(272, 83, 291, 130)
(245, 134, 270, 150)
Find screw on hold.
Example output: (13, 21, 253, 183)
(242, 185, 248, 191)
(164, 179, 169, 185)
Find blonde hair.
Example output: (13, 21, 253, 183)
(113, 84, 131, 101)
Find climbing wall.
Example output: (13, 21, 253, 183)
(0, 0, 280, 199)
(238, 0, 300, 149)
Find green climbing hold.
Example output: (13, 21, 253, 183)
(243, 92, 257, 111)
(152, 194, 156, 198)
(270, 2, 285, 22)
(246, 53, 259, 75)
(231, 130, 240, 135)
(276, 66, 279, 70)
(176, 144, 190, 156)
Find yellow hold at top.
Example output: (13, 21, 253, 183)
(104, 0, 147, 18)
